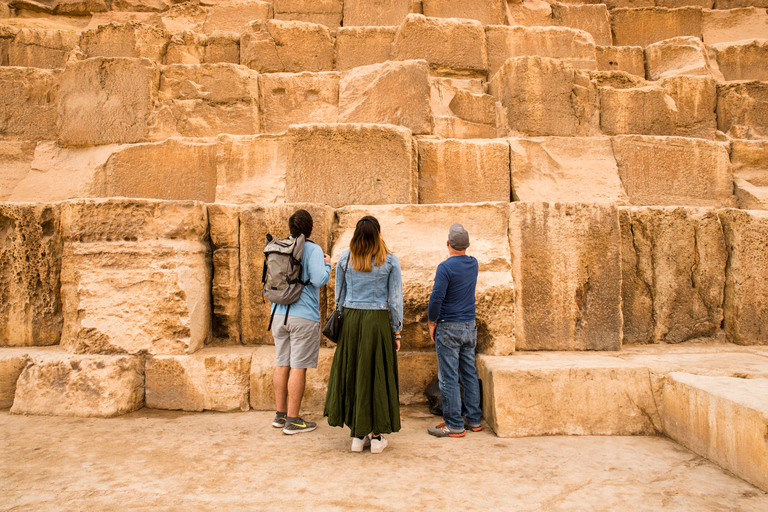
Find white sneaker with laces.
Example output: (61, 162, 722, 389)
(370, 436, 388, 454)
(351, 435, 371, 452)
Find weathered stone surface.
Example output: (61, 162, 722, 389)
(273, 0, 343, 27)
(160, 2, 209, 33)
(611, 136, 733, 206)
(145, 348, 251, 412)
(510, 137, 629, 204)
(661, 75, 718, 139)
(422, 0, 506, 25)
(59, 200, 211, 355)
(0, 350, 28, 409)
(215, 135, 287, 204)
(430, 77, 497, 139)
(662, 372, 768, 492)
(259, 72, 339, 134)
(203, 0, 272, 34)
(338, 60, 431, 135)
(598, 84, 677, 136)
(342, 0, 411, 26)
(611, 7, 703, 48)
(713, 39, 768, 82)
(596, 46, 645, 77)
(505, 0, 554, 27)
(84, 12, 166, 32)
(489, 56, 599, 137)
(332, 203, 515, 354)
(731, 139, 768, 176)
(418, 139, 510, 204)
(645, 36, 724, 81)
(717, 81, 768, 139)
(151, 63, 260, 138)
(240, 19, 334, 73)
(165, 30, 240, 65)
(0, 204, 62, 347)
(392, 14, 487, 76)
(208, 204, 240, 343)
(10, 351, 144, 417)
(79, 22, 170, 63)
(58, 57, 159, 146)
(714, 0, 768, 7)
(9, 0, 109, 15)
(203, 31, 240, 64)
(551, 3, 612, 47)
(718, 209, 768, 345)
(702, 7, 768, 45)
(8, 27, 77, 68)
(448, 89, 496, 126)
(240, 204, 334, 345)
(734, 178, 768, 210)
(111, 0, 169, 12)
(0, 67, 59, 141)
(486, 25, 597, 78)
(334, 26, 395, 70)
(285, 124, 417, 207)
(620, 207, 727, 346)
(0, 142, 36, 201)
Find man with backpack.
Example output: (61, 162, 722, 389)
(266, 209, 331, 434)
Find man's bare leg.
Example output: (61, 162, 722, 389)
(273, 365, 290, 414)
(287, 368, 306, 418)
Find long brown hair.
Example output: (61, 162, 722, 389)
(350, 216, 389, 272)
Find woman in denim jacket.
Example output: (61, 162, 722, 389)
(324, 216, 403, 454)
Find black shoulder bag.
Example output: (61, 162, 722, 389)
(322, 260, 347, 343)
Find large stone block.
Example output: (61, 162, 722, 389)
(342, 0, 411, 26)
(598, 84, 677, 137)
(79, 22, 170, 63)
(702, 7, 768, 45)
(59, 199, 211, 355)
(332, 203, 515, 355)
(10, 351, 144, 417)
(0, 142, 36, 201)
(505, 0, 554, 27)
(418, 139, 509, 204)
(0, 204, 62, 347)
(58, 57, 159, 146)
(509, 137, 629, 204)
(486, 26, 597, 79)
(714, 0, 768, 7)
(421, 0, 506, 25)
(489, 56, 599, 137)
(8, 28, 77, 68)
(165, 30, 240, 65)
(620, 207, 727, 345)
(430, 77, 498, 139)
(111, 0, 169, 12)
(662, 372, 768, 493)
(717, 81, 768, 139)
(0, 349, 29, 409)
(284, 124, 417, 207)
(731, 139, 768, 176)
(273, 0, 343, 27)
(259, 72, 339, 134)
(145, 348, 251, 412)
(334, 27, 396, 70)
(596, 46, 645, 77)
(645, 36, 723, 81)
(611, 7, 703, 48)
(733, 178, 768, 210)
(611, 136, 733, 206)
(392, 14, 487, 76)
(551, 3, 612, 47)
(208, 204, 240, 343)
(203, 0, 272, 33)
(718, 209, 768, 345)
(215, 134, 287, 204)
(0, 67, 59, 141)
(338, 60, 432, 135)
(661, 75, 718, 139)
(240, 20, 334, 73)
(713, 39, 768, 82)
(509, 202, 623, 351)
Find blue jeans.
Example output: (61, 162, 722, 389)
(434, 321, 482, 430)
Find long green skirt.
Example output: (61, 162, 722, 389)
(323, 308, 401, 438)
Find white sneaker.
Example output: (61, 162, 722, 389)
(351, 435, 371, 452)
(370, 436, 388, 454)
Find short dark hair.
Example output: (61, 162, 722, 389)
(289, 209, 313, 238)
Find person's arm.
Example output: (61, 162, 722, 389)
(306, 244, 331, 288)
(427, 264, 449, 343)
(335, 253, 347, 314)
(387, 254, 403, 340)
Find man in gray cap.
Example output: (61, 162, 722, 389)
(427, 223, 482, 438)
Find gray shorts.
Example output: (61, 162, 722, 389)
(271, 315, 321, 369)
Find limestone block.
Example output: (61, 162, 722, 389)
(391, 14, 487, 76)
(602, 0, 655, 9)
(332, 203, 515, 354)
(418, 139, 510, 204)
(273, 0, 343, 27)
(160, 2, 209, 33)
(240, 20, 334, 73)
(731, 139, 768, 175)
(0, 204, 62, 347)
(396, 350, 438, 405)
(551, 3, 612, 47)
(596, 46, 645, 77)
(478, 355, 659, 437)
(598, 85, 678, 136)
(259, 72, 339, 134)
(203, 0, 272, 34)
(509, 137, 629, 204)
(0, 142, 36, 201)
(620, 207, 727, 345)
(59, 199, 211, 355)
(430, 77, 497, 138)
(0, 67, 60, 141)
(334, 27, 395, 70)
(208, 203, 240, 249)
(152, 63, 260, 138)
(715, 0, 768, 7)
(239, 204, 335, 345)
(717, 81, 768, 139)
(8, 28, 77, 68)
(84, 12, 166, 31)
(702, 7, 768, 45)
(208, 204, 240, 343)
(489, 56, 599, 137)
(145, 348, 251, 411)
(662, 372, 768, 492)
(661, 75, 718, 139)
(421, 0, 506, 25)
(204, 31, 240, 64)
(79, 22, 170, 63)
(734, 178, 768, 210)
(284, 124, 417, 207)
(713, 40, 768, 82)
(111, 0, 169, 12)
(486, 26, 597, 79)
(505, 0, 554, 27)
(342, 0, 411, 26)
(448, 90, 496, 126)
(718, 209, 768, 345)
(58, 57, 159, 146)
(8, 0, 109, 14)
(214, 134, 287, 204)
(611, 136, 733, 206)
(611, 7, 703, 48)
(338, 60, 432, 135)
(0, 350, 28, 409)
(164, 30, 240, 65)
(645, 36, 723, 81)
(10, 351, 144, 417)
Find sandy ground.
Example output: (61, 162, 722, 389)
(1, 406, 766, 511)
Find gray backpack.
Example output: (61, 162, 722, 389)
(262, 233, 310, 329)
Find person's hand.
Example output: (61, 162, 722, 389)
(324, 253, 331, 264)
(394, 331, 401, 352)
(429, 321, 436, 343)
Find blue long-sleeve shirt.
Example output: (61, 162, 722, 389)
(428, 255, 478, 323)
(272, 240, 331, 323)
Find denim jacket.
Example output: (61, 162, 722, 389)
(335, 248, 403, 332)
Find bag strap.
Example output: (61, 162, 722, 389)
(336, 257, 348, 310)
